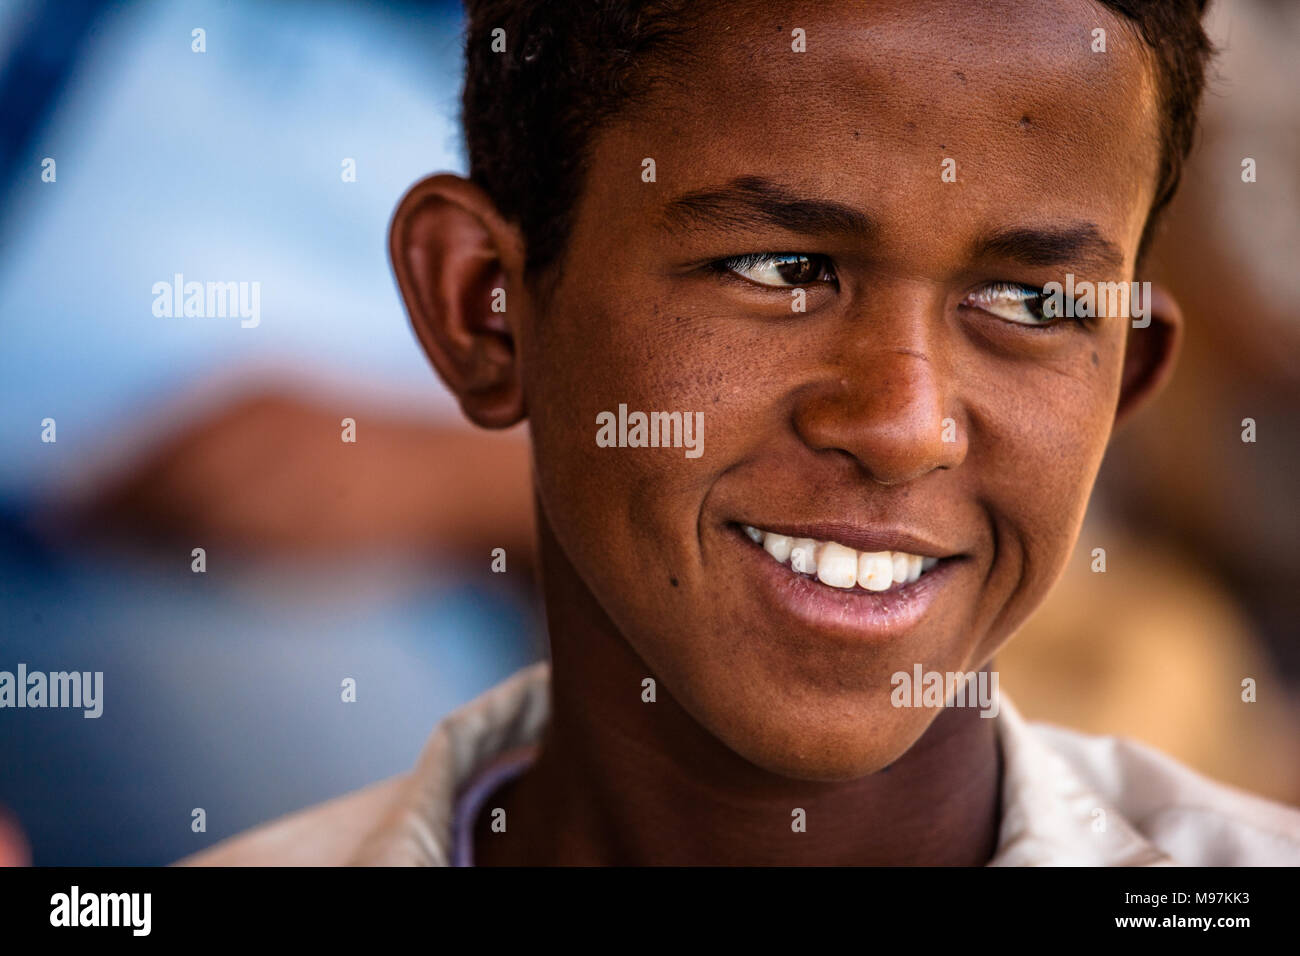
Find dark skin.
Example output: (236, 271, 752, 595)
(392, 0, 1182, 864)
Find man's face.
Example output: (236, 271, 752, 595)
(519, 0, 1162, 780)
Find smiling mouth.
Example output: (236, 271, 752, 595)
(740, 524, 943, 593)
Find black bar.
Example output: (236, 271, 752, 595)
(0, 865, 1282, 942)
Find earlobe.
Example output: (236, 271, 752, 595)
(389, 174, 528, 428)
(1114, 283, 1182, 428)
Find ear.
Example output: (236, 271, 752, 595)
(389, 174, 529, 428)
(1114, 282, 1182, 428)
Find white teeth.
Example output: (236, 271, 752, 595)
(789, 538, 818, 574)
(816, 542, 858, 589)
(891, 551, 910, 585)
(743, 524, 943, 592)
(763, 532, 793, 563)
(858, 551, 894, 591)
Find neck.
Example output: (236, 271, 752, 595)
(474, 513, 1003, 866)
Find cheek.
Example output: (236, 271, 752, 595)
(520, 282, 750, 622)
(968, 341, 1121, 646)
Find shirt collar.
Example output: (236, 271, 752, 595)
(990, 692, 1173, 866)
(348, 662, 1173, 866)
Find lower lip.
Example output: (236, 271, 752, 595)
(728, 525, 960, 643)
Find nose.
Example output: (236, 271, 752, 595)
(792, 319, 966, 486)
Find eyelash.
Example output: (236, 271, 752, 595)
(711, 252, 838, 289)
(712, 254, 1084, 329)
(961, 281, 1087, 328)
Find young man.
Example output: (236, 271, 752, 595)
(185, 0, 1300, 865)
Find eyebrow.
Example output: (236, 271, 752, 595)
(971, 223, 1126, 273)
(660, 176, 876, 238)
(660, 176, 1127, 272)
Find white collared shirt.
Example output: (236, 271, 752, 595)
(181, 662, 1300, 866)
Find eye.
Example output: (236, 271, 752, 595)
(962, 281, 1063, 326)
(715, 253, 837, 288)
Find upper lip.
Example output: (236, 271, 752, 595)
(736, 521, 959, 559)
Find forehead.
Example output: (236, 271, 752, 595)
(584, 0, 1162, 271)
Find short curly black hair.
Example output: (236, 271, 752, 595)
(461, 0, 1213, 277)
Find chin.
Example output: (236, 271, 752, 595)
(707, 695, 934, 783)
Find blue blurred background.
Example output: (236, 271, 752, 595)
(0, 0, 543, 865)
(0, 0, 466, 478)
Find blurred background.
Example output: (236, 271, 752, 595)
(0, 0, 1296, 864)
